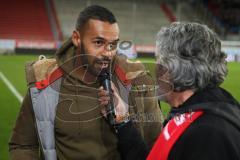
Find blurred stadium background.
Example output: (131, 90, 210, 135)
(0, 0, 240, 159)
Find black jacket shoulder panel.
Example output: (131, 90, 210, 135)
(169, 113, 240, 160)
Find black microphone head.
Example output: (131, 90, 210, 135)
(99, 69, 111, 82)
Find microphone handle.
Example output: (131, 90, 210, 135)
(102, 79, 116, 125)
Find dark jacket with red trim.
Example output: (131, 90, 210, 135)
(9, 39, 163, 160)
(117, 86, 240, 160)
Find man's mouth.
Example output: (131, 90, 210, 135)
(102, 63, 109, 68)
(96, 60, 110, 68)
(95, 60, 110, 69)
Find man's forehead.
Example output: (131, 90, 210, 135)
(83, 19, 119, 40)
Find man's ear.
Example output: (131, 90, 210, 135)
(72, 30, 81, 47)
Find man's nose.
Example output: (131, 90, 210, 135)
(102, 50, 114, 58)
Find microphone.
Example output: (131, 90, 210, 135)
(100, 71, 116, 125)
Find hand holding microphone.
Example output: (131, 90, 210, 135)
(98, 79, 129, 124)
(99, 72, 116, 125)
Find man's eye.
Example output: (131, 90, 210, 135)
(94, 41, 104, 47)
(108, 42, 118, 50)
(109, 43, 117, 50)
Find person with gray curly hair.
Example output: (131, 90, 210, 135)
(154, 22, 228, 106)
(148, 22, 240, 160)
(98, 22, 240, 160)
(155, 22, 227, 92)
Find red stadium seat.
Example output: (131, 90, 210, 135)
(0, 0, 54, 41)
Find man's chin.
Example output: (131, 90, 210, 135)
(87, 66, 106, 77)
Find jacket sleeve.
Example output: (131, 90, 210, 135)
(9, 90, 40, 160)
(117, 121, 149, 160)
(129, 73, 163, 148)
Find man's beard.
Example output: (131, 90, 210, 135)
(79, 44, 112, 77)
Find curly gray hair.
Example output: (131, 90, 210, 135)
(155, 22, 227, 92)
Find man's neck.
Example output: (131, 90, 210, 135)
(77, 68, 98, 84)
(168, 90, 194, 108)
